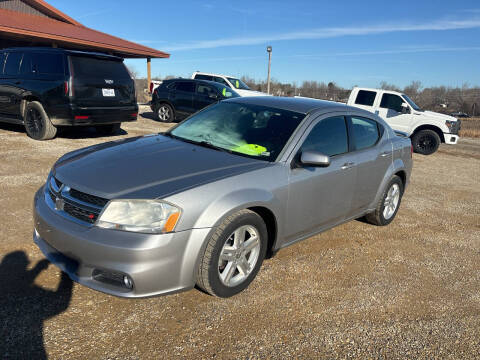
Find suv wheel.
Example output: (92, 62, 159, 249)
(365, 175, 404, 226)
(155, 104, 174, 122)
(24, 101, 57, 140)
(412, 129, 440, 155)
(196, 209, 267, 297)
(96, 123, 121, 136)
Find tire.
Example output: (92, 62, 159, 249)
(23, 101, 57, 140)
(155, 103, 174, 122)
(96, 123, 121, 136)
(365, 175, 404, 226)
(412, 129, 440, 155)
(196, 209, 268, 298)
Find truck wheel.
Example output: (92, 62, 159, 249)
(365, 175, 404, 226)
(155, 103, 174, 122)
(96, 123, 121, 136)
(24, 101, 57, 140)
(196, 209, 267, 298)
(412, 129, 440, 155)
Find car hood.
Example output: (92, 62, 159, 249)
(53, 134, 270, 199)
(419, 110, 457, 122)
(235, 89, 270, 97)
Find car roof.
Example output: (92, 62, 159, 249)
(354, 86, 404, 96)
(193, 71, 234, 79)
(3, 47, 123, 61)
(223, 96, 353, 114)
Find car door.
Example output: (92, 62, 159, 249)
(194, 83, 218, 111)
(285, 115, 357, 242)
(169, 81, 195, 118)
(376, 93, 413, 133)
(0, 51, 24, 119)
(348, 115, 392, 213)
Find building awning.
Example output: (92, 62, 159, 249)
(0, 7, 169, 59)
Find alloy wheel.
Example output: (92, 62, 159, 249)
(158, 106, 171, 121)
(383, 183, 400, 220)
(25, 108, 43, 138)
(218, 225, 261, 287)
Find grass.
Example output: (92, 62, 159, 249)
(459, 117, 480, 138)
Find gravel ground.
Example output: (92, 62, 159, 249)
(0, 106, 479, 359)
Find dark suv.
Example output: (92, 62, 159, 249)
(151, 78, 239, 122)
(0, 47, 137, 140)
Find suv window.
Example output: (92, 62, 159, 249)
(301, 116, 348, 157)
(380, 93, 404, 112)
(70, 56, 130, 79)
(355, 90, 376, 106)
(4, 52, 23, 75)
(351, 116, 380, 150)
(33, 53, 64, 75)
(196, 83, 216, 96)
(213, 76, 230, 87)
(195, 74, 213, 81)
(176, 81, 195, 93)
(0, 52, 5, 74)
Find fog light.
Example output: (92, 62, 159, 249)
(123, 275, 133, 289)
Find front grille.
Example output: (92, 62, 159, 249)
(63, 202, 99, 224)
(47, 176, 108, 225)
(69, 188, 109, 207)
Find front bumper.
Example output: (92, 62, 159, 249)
(444, 133, 459, 145)
(33, 187, 211, 298)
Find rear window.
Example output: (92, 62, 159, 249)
(4, 52, 23, 75)
(70, 56, 130, 79)
(195, 74, 213, 81)
(355, 90, 376, 106)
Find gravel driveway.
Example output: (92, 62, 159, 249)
(1, 106, 479, 359)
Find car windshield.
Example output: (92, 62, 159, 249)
(402, 94, 422, 111)
(168, 102, 305, 161)
(227, 77, 250, 90)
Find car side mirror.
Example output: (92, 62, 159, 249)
(401, 103, 410, 114)
(300, 151, 330, 167)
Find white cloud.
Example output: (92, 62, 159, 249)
(164, 17, 480, 52)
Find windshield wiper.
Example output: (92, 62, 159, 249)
(196, 141, 234, 154)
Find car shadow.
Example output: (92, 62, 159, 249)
(0, 251, 73, 359)
(0, 122, 127, 139)
(140, 111, 179, 124)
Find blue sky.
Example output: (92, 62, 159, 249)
(49, 0, 480, 88)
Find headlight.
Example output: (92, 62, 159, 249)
(445, 120, 457, 129)
(96, 200, 181, 234)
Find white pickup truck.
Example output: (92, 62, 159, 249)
(347, 87, 461, 155)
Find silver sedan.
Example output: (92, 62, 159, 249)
(33, 97, 412, 298)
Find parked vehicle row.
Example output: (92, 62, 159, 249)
(151, 78, 239, 122)
(34, 96, 412, 298)
(0, 47, 138, 140)
(347, 87, 461, 155)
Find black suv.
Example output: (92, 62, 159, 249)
(151, 78, 239, 122)
(0, 47, 137, 140)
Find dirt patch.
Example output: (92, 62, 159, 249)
(0, 112, 479, 359)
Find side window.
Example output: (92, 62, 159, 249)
(195, 74, 213, 81)
(0, 52, 5, 74)
(166, 82, 176, 90)
(355, 90, 376, 106)
(351, 116, 380, 150)
(196, 84, 216, 96)
(176, 81, 195, 93)
(33, 53, 64, 75)
(4, 52, 23, 75)
(301, 116, 348, 157)
(213, 76, 230, 88)
(20, 53, 33, 74)
(380, 93, 404, 113)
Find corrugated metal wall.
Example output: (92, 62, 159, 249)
(0, 0, 53, 20)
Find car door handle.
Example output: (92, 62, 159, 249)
(341, 162, 355, 170)
(380, 151, 391, 157)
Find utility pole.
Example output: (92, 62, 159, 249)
(266, 46, 272, 95)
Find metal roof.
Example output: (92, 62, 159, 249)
(226, 96, 351, 114)
(0, 3, 169, 59)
